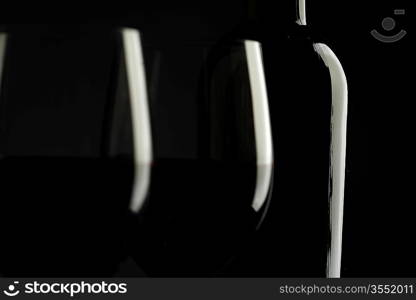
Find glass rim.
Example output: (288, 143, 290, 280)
(0, 25, 141, 37)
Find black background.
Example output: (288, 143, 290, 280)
(0, 0, 414, 277)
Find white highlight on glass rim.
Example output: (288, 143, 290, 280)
(296, 0, 307, 26)
(121, 28, 153, 213)
(314, 43, 348, 278)
(0, 34, 7, 91)
(244, 40, 274, 212)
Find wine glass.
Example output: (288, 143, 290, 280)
(0, 25, 152, 277)
(127, 38, 274, 276)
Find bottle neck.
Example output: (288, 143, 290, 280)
(296, 0, 307, 25)
(246, 0, 307, 26)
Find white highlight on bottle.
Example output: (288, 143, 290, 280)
(296, 0, 307, 26)
(0, 34, 7, 91)
(314, 43, 348, 278)
(0, 33, 5, 160)
(122, 28, 153, 213)
(244, 40, 274, 212)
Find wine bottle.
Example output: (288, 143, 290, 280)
(221, 0, 348, 277)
